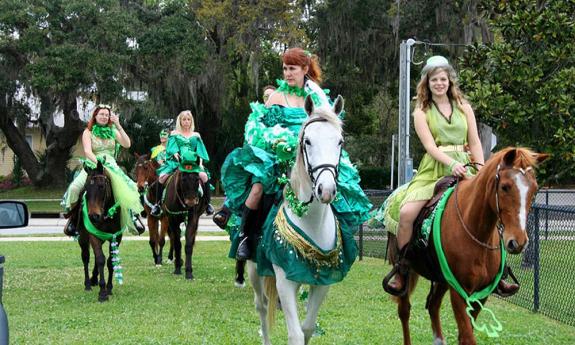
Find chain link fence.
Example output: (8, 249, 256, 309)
(356, 188, 575, 326)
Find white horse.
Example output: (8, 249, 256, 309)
(247, 93, 346, 345)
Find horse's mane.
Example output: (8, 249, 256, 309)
(289, 109, 342, 198)
(136, 153, 151, 162)
(474, 147, 539, 185)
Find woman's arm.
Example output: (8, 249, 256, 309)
(413, 108, 467, 177)
(166, 134, 180, 161)
(462, 103, 485, 168)
(265, 92, 287, 107)
(82, 129, 98, 163)
(110, 113, 131, 148)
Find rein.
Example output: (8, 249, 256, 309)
(163, 171, 194, 216)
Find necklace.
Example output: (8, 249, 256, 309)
(284, 183, 311, 217)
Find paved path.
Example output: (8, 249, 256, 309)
(0, 216, 227, 237)
(0, 235, 227, 242)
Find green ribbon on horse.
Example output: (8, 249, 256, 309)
(432, 186, 507, 338)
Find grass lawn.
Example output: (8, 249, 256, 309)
(1, 241, 573, 344)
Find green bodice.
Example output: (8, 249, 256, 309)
(91, 131, 117, 158)
(158, 133, 210, 175)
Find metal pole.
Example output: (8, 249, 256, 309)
(358, 224, 364, 261)
(0, 255, 8, 345)
(398, 38, 415, 186)
(390, 134, 396, 189)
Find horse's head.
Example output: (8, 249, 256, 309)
(177, 171, 202, 208)
(290, 95, 344, 204)
(84, 161, 113, 224)
(134, 154, 158, 193)
(486, 147, 549, 254)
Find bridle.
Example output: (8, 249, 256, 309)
(299, 117, 342, 202)
(454, 163, 533, 250)
(86, 172, 114, 216)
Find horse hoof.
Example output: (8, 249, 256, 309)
(234, 281, 246, 288)
(84, 286, 92, 291)
(155, 264, 162, 268)
(174, 269, 182, 275)
(186, 273, 194, 280)
(98, 295, 109, 302)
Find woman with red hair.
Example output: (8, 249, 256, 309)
(61, 104, 144, 236)
(215, 48, 371, 271)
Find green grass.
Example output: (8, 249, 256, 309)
(1, 241, 573, 344)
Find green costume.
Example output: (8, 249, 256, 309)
(157, 133, 210, 176)
(378, 102, 471, 234)
(61, 125, 144, 234)
(150, 144, 166, 164)
(221, 89, 372, 284)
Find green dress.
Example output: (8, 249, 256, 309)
(157, 133, 210, 176)
(221, 101, 373, 284)
(379, 102, 471, 234)
(62, 129, 144, 234)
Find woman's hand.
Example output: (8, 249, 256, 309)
(173, 153, 180, 161)
(110, 113, 120, 125)
(451, 162, 467, 178)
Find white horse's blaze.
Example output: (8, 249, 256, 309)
(514, 172, 530, 232)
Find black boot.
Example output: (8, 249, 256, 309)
(495, 265, 520, 297)
(63, 204, 80, 237)
(213, 205, 231, 229)
(150, 182, 164, 217)
(133, 214, 146, 235)
(202, 181, 214, 215)
(382, 246, 410, 297)
(139, 194, 147, 217)
(236, 206, 258, 260)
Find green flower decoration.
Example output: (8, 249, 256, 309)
(92, 124, 115, 139)
(285, 184, 310, 217)
(277, 79, 308, 98)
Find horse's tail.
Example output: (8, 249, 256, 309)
(264, 276, 278, 329)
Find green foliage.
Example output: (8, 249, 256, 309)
(11, 155, 24, 186)
(358, 166, 391, 189)
(460, 0, 575, 184)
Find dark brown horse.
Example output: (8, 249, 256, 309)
(134, 154, 171, 266)
(77, 161, 123, 302)
(162, 169, 208, 280)
(387, 147, 548, 345)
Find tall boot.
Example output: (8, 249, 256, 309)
(150, 182, 164, 217)
(382, 246, 410, 297)
(495, 265, 520, 297)
(213, 205, 231, 229)
(236, 205, 258, 260)
(63, 203, 81, 237)
(202, 181, 214, 215)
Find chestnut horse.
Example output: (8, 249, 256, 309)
(134, 154, 171, 266)
(77, 161, 123, 302)
(162, 169, 207, 280)
(386, 147, 548, 345)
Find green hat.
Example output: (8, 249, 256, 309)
(159, 129, 169, 138)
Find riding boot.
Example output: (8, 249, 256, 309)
(213, 205, 231, 230)
(139, 194, 147, 217)
(63, 203, 80, 237)
(495, 265, 520, 297)
(382, 246, 410, 297)
(202, 181, 214, 215)
(150, 182, 164, 217)
(133, 214, 146, 235)
(236, 205, 258, 260)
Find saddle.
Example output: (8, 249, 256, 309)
(405, 175, 458, 283)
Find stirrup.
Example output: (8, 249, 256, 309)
(382, 264, 409, 297)
(150, 204, 162, 217)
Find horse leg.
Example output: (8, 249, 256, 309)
(148, 216, 160, 266)
(184, 212, 200, 280)
(159, 216, 169, 264)
(274, 265, 304, 345)
(169, 217, 183, 275)
(449, 288, 476, 345)
(106, 242, 114, 296)
(79, 237, 91, 291)
(235, 259, 246, 288)
(426, 282, 449, 345)
(89, 236, 108, 302)
(397, 292, 413, 345)
(247, 261, 271, 345)
(301, 285, 330, 344)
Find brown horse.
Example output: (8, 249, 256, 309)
(386, 147, 548, 345)
(134, 154, 171, 266)
(162, 169, 208, 280)
(77, 161, 123, 302)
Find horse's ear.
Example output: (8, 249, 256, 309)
(333, 95, 344, 116)
(304, 95, 314, 116)
(502, 148, 517, 167)
(535, 152, 550, 164)
(96, 160, 104, 174)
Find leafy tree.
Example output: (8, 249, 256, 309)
(460, 0, 575, 184)
(0, 0, 138, 187)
